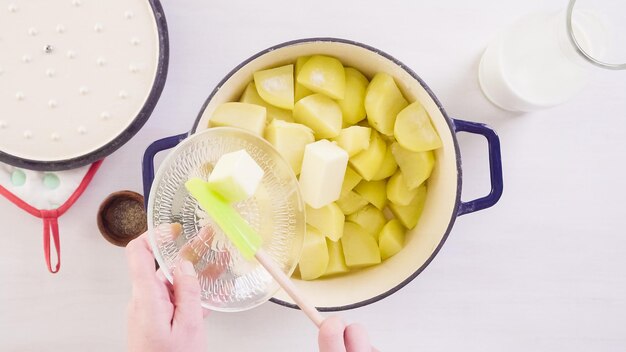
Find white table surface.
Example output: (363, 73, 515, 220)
(1, 0, 625, 351)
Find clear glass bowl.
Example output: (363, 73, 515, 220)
(147, 127, 305, 312)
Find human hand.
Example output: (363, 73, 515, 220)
(318, 316, 376, 352)
(126, 232, 207, 352)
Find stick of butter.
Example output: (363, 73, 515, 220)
(208, 150, 264, 203)
(299, 140, 348, 209)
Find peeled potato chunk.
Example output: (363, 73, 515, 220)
(391, 142, 435, 189)
(240, 82, 293, 122)
(323, 238, 349, 277)
(295, 56, 314, 101)
(346, 204, 386, 240)
(394, 101, 442, 152)
(332, 126, 371, 157)
(297, 55, 346, 100)
(388, 184, 427, 229)
(337, 67, 368, 126)
(306, 203, 345, 241)
(265, 119, 314, 174)
(293, 94, 342, 139)
(354, 179, 387, 210)
(299, 225, 330, 280)
(341, 221, 381, 268)
(378, 219, 405, 260)
(336, 190, 368, 215)
(210, 102, 267, 136)
(341, 167, 363, 196)
(387, 170, 419, 206)
(254, 64, 294, 110)
(349, 130, 386, 181)
(365, 73, 408, 136)
(372, 146, 398, 181)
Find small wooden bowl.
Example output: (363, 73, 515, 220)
(97, 190, 147, 247)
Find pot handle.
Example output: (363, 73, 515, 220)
(452, 119, 503, 216)
(142, 133, 188, 208)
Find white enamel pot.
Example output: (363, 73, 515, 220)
(143, 38, 503, 311)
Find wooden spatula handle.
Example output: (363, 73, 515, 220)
(254, 249, 325, 327)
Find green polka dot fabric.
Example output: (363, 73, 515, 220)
(0, 162, 91, 210)
(11, 169, 26, 186)
(43, 173, 61, 190)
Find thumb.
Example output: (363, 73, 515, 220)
(172, 260, 203, 331)
(319, 316, 347, 352)
(344, 323, 372, 352)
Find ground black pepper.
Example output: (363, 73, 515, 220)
(104, 199, 147, 237)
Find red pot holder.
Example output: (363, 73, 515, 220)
(0, 160, 103, 273)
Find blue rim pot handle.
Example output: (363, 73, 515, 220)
(453, 119, 503, 216)
(142, 133, 188, 208)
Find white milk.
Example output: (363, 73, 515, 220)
(479, 11, 606, 112)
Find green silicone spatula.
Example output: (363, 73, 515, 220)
(185, 177, 325, 327)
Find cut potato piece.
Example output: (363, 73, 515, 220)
(306, 203, 345, 241)
(337, 67, 368, 126)
(265, 119, 314, 174)
(254, 64, 294, 110)
(336, 191, 368, 215)
(210, 102, 267, 136)
(240, 82, 293, 122)
(388, 184, 427, 229)
(341, 167, 363, 196)
(293, 94, 342, 139)
(346, 204, 386, 240)
(332, 126, 371, 157)
(324, 239, 349, 276)
(365, 73, 408, 136)
(349, 130, 386, 181)
(341, 221, 381, 268)
(295, 56, 314, 101)
(297, 55, 346, 100)
(394, 101, 442, 152)
(372, 146, 398, 181)
(391, 142, 435, 189)
(378, 219, 405, 260)
(299, 225, 329, 280)
(354, 179, 387, 210)
(387, 170, 419, 206)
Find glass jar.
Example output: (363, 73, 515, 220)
(479, 0, 624, 112)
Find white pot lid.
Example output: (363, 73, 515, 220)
(0, 0, 168, 170)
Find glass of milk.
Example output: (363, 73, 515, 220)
(479, 0, 625, 112)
